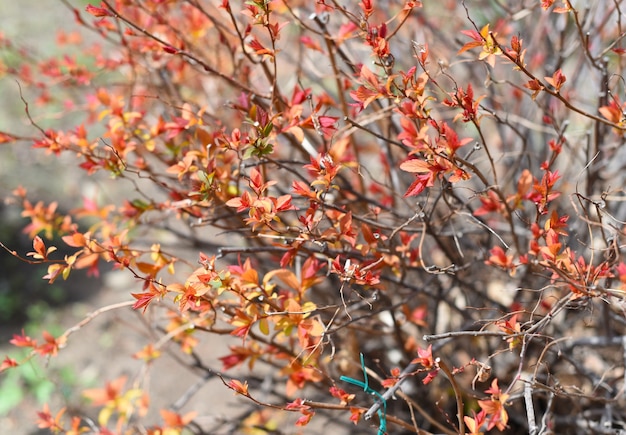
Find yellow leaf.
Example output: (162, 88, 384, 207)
(263, 269, 301, 292)
(258, 317, 270, 335)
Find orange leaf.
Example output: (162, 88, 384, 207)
(295, 410, 314, 426)
(133, 344, 161, 361)
(523, 79, 543, 99)
(160, 409, 197, 428)
(349, 407, 365, 424)
(0, 131, 16, 143)
(486, 246, 514, 271)
(27, 235, 56, 260)
(83, 376, 127, 406)
(228, 379, 249, 396)
(10, 330, 37, 348)
(36, 331, 65, 357)
(517, 169, 533, 197)
(544, 69, 566, 91)
(400, 158, 431, 173)
(264, 268, 300, 292)
(62, 233, 87, 247)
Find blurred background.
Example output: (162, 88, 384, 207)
(0, 0, 96, 329)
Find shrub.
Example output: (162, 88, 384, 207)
(2, 1, 626, 433)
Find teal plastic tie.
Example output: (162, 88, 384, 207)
(340, 353, 387, 435)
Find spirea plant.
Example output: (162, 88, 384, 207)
(2, 1, 626, 433)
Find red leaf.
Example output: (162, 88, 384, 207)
(295, 410, 314, 426)
(300, 36, 323, 52)
(329, 386, 355, 405)
(162, 45, 179, 54)
(0, 356, 18, 372)
(349, 407, 365, 424)
(486, 246, 514, 271)
(422, 368, 439, 385)
(411, 344, 434, 368)
(474, 190, 504, 216)
(523, 79, 543, 99)
(360, 0, 374, 16)
(85, 3, 113, 17)
(381, 377, 398, 388)
(0, 131, 16, 143)
(403, 173, 434, 197)
(36, 404, 65, 432)
(285, 397, 308, 410)
(248, 37, 273, 56)
(131, 292, 156, 312)
(219, 346, 251, 370)
(36, 331, 64, 357)
(10, 330, 37, 348)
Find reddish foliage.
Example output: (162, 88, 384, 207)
(2, 1, 626, 434)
